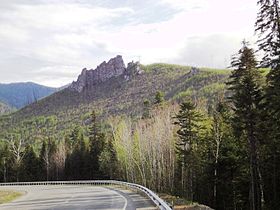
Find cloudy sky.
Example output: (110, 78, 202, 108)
(0, 0, 258, 87)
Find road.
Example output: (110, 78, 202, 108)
(0, 185, 157, 210)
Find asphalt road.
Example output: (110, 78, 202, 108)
(0, 185, 157, 210)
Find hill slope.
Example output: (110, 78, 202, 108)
(0, 101, 13, 115)
(0, 82, 58, 109)
(0, 56, 230, 137)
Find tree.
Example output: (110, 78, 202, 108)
(99, 133, 118, 179)
(227, 42, 264, 210)
(255, 0, 280, 68)
(174, 100, 204, 200)
(209, 101, 227, 208)
(88, 110, 105, 179)
(39, 139, 56, 181)
(8, 135, 26, 182)
(0, 141, 11, 182)
(21, 145, 40, 181)
(255, 1, 280, 208)
(52, 142, 66, 180)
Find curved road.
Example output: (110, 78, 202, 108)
(0, 185, 156, 210)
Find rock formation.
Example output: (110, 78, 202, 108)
(70, 55, 143, 92)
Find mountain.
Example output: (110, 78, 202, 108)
(0, 82, 58, 109)
(15, 56, 229, 119)
(2, 55, 230, 133)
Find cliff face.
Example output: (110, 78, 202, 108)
(69, 55, 143, 92)
(70, 55, 127, 92)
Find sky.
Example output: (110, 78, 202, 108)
(0, 0, 259, 87)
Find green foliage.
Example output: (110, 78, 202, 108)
(227, 42, 264, 210)
(154, 91, 165, 104)
(88, 111, 106, 179)
(200, 67, 231, 75)
(255, 1, 280, 209)
(174, 100, 205, 200)
(141, 63, 192, 73)
(20, 145, 40, 181)
(142, 99, 151, 119)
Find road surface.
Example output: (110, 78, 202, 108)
(0, 185, 157, 210)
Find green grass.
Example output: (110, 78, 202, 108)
(259, 68, 270, 76)
(141, 63, 192, 73)
(200, 67, 231, 75)
(0, 190, 23, 204)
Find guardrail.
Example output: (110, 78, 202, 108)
(0, 180, 172, 210)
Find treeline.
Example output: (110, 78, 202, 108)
(0, 111, 117, 182)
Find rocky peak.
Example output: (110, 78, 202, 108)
(70, 55, 126, 92)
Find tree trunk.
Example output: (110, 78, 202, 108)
(248, 127, 262, 210)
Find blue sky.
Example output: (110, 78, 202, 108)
(0, 0, 258, 87)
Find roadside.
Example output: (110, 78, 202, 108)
(160, 194, 213, 210)
(0, 190, 23, 204)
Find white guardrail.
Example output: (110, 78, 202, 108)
(0, 180, 172, 210)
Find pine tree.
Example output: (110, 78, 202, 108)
(255, 1, 280, 208)
(174, 100, 203, 200)
(227, 42, 264, 210)
(88, 110, 105, 179)
(99, 134, 118, 179)
(255, 0, 280, 68)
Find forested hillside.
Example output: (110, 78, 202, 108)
(0, 63, 229, 137)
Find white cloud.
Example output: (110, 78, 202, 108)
(0, 0, 259, 87)
(160, 0, 208, 10)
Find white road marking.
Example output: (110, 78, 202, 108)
(105, 187, 128, 210)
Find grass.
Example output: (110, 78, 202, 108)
(0, 190, 23, 204)
(200, 67, 231, 75)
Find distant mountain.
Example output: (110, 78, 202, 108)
(0, 82, 58, 109)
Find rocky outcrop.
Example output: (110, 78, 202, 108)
(70, 55, 143, 92)
(124, 61, 144, 81)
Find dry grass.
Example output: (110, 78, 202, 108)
(0, 190, 23, 204)
(159, 194, 213, 210)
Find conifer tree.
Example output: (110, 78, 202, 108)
(227, 42, 264, 210)
(256, 1, 280, 207)
(21, 145, 40, 181)
(88, 110, 105, 179)
(174, 100, 203, 200)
